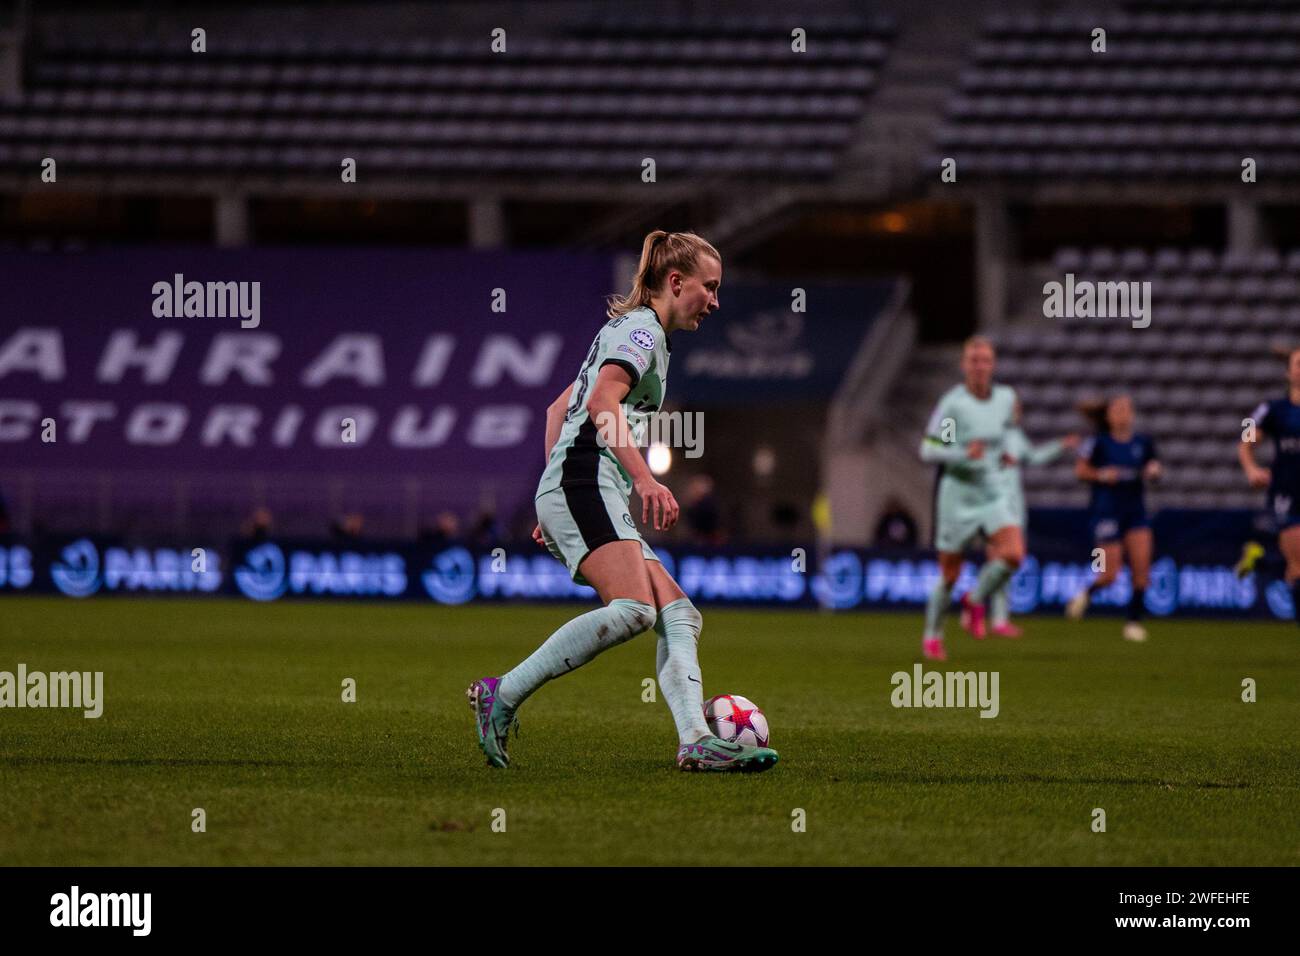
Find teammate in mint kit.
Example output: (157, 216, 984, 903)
(468, 230, 779, 773)
(918, 336, 1024, 660)
(981, 407, 1079, 637)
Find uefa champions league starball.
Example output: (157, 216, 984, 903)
(703, 694, 770, 748)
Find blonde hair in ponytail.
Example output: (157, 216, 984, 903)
(606, 230, 721, 319)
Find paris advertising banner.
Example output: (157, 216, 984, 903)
(0, 532, 1286, 619)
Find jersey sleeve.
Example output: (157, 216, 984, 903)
(1002, 386, 1020, 426)
(1090, 436, 1107, 467)
(598, 320, 658, 388)
(1251, 400, 1275, 437)
(1003, 427, 1028, 460)
(1023, 436, 1068, 466)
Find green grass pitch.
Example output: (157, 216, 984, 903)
(0, 595, 1296, 866)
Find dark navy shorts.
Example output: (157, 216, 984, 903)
(1090, 508, 1149, 544)
(1269, 487, 1300, 532)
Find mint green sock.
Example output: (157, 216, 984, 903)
(989, 584, 1010, 627)
(923, 578, 952, 637)
(653, 599, 711, 745)
(498, 598, 656, 709)
(969, 559, 1014, 604)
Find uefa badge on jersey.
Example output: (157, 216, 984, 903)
(630, 328, 656, 350)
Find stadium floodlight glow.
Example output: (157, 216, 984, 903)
(880, 211, 907, 233)
(648, 442, 672, 475)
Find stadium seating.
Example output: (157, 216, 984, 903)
(999, 246, 1295, 509)
(0, 14, 894, 179)
(929, 7, 1300, 178)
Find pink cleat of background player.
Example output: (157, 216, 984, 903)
(959, 594, 987, 639)
(922, 636, 947, 661)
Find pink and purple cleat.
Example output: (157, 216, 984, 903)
(959, 594, 987, 639)
(991, 621, 1022, 638)
(466, 676, 517, 769)
(922, 636, 947, 661)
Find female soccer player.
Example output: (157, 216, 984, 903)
(918, 335, 1023, 661)
(467, 231, 778, 773)
(984, 406, 1079, 637)
(1238, 346, 1300, 624)
(1064, 395, 1162, 641)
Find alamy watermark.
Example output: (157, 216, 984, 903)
(891, 664, 999, 718)
(152, 274, 260, 328)
(592, 409, 704, 458)
(0, 664, 103, 718)
(50, 886, 150, 936)
(1043, 274, 1151, 329)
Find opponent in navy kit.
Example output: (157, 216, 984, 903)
(1239, 346, 1300, 623)
(1065, 395, 1162, 642)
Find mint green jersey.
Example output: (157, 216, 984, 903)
(920, 383, 1020, 551)
(920, 383, 1019, 498)
(537, 306, 671, 498)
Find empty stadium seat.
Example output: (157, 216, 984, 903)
(6, 15, 894, 179)
(1009, 245, 1300, 508)
(932, 9, 1300, 181)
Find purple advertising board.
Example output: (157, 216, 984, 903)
(0, 248, 615, 525)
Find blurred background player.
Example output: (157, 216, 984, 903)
(918, 335, 1023, 660)
(467, 231, 778, 773)
(873, 497, 919, 550)
(1066, 395, 1162, 641)
(983, 402, 1080, 637)
(1238, 346, 1300, 625)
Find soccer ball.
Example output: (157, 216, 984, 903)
(704, 694, 769, 748)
